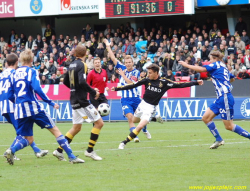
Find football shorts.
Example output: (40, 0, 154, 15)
(3, 113, 18, 130)
(121, 97, 141, 116)
(134, 100, 157, 122)
(89, 93, 108, 108)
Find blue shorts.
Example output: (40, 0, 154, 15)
(121, 97, 141, 116)
(209, 93, 234, 120)
(16, 110, 55, 136)
(3, 113, 18, 130)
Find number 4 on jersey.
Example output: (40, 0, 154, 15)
(0, 79, 11, 95)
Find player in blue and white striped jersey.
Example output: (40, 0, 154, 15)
(4, 49, 84, 165)
(0, 53, 48, 160)
(104, 39, 151, 142)
(179, 50, 250, 149)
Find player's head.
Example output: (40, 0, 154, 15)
(209, 50, 224, 62)
(93, 57, 101, 70)
(74, 45, 86, 58)
(124, 55, 133, 71)
(6, 53, 18, 69)
(20, 49, 33, 67)
(146, 64, 159, 80)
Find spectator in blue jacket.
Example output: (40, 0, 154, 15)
(126, 40, 136, 55)
(82, 24, 93, 41)
(227, 41, 237, 55)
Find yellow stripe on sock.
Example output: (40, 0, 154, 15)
(66, 132, 74, 140)
(59, 146, 63, 150)
(88, 144, 94, 148)
(132, 129, 139, 136)
(91, 128, 101, 135)
(89, 140, 96, 145)
(128, 136, 133, 141)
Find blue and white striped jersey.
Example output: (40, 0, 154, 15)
(12, 66, 55, 119)
(0, 68, 15, 115)
(203, 61, 234, 98)
(116, 61, 140, 98)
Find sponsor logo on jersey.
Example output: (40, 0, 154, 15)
(30, 0, 43, 14)
(159, 82, 163, 88)
(147, 86, 161, 93)
(240, 98, 250, 118)
(167, 83, 173, 87)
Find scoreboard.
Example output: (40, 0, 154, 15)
(99, 0, 194, 19)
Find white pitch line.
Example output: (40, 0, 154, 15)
(1, 141, 248, 156)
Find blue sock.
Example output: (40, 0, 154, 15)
(30, 142, 41, 153)
(56, 135, 76, 159)
(130, 127, 138, 138)
(232, 125, 250, 139)
(10, 137, 29, 154)
(10, 135, 23, 147)
(142, 125, 147, 133)
(206, 121, 223, 141)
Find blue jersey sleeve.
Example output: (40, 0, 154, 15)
(8, 73, 15, 103)
(31, 69, 55, 107)
(115, 61, 126, 70)
(203, 63, 217, 73)
(229, 73, 235, 79)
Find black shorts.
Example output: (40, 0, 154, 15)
(89, 93, 108, 108)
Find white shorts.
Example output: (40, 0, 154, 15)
(72, 104, 101, 124)
(134, 100, 157, 122)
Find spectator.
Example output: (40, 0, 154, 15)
(243, 50, 250, 69)
(40, 75, 50, 85)
(8, 29, 16, 45)
(235, 17, 247, 36)
(219, 44, 228, 62)
(148, 40, 158, 54)
(139, 70, 147, 80)
(86, 54, 94, 70)
(13, 34, 20, 47)
(172, 55, 182, 72)
(37, 51, 44, 64)
(106, 63, 115, 80)
(25, 35, 34, 50)
(237, 66, 249, 79)
(104, 24, 115, 36)
(110, 73, 119, 83)
(39, 62, 47, 74)
(57, 52, 66, 66)
(241, 30, 250, 45)
(49, 73, 59, 84)
(102, 57, 109, 70)
(235, 36, 245, 52)
(189, 63, 200, 81)
(44, 24, 56, 44)
(42, 68, 49, 78)
(82, 24, 93, 41)
(62, 55, 71, 68)
(232, 63, 241, 76)
(143, 57, 153, 71)
(126, 39, 136, 55)
(132, 52, 139, 66)
(163, 53, 174, 71)
(79, 37, 86, 46)
(136, 55, 146, 72)
(122, 40, 130, 53)
(48, 60, 57, 76)
(58, 42, 66, 54)
(227, 41, 237, 55)
(0, 37, 7, 52)
(176, 58, 190, 77)
(94, 43, 105, 59)
(209, 23, 220, 39)
(33, 61, 40, 70)
(165, 70, 175, 81)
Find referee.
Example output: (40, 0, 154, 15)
(87, 57, 109, 109)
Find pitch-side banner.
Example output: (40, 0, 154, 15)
(39, 84, 191, 100)
(59, 0, 99, 14)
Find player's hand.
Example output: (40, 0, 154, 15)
(95, 91, 100, 100)
(106, 87, 109, 91)
(54, 103, 59, 109)
(178, 61, 188, 67)
(94, 88, 99, 92)
(118, 68, 125, 77)
(111, 87, 116, 91)
(103, 39, 110, 47)
(197, 80, 203, 85)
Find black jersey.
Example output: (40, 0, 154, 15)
(115, 77, 198, 105)
(64, 58, 96, 109)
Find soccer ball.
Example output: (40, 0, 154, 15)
(98, 103, 110, 116)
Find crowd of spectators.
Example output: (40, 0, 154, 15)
(1, 17, 250, 85)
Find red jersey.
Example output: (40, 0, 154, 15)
(87, 69, 108, 93)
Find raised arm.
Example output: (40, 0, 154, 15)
(171, 80, 202, 88)
(113, 78, 147, 91)
(103, 39, 118, 65)
(179, 61, 207, 73)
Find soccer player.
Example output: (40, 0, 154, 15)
(111, 64, 203, 149)
(4, 49, 84, 165)
(179, 50, 250, 149)
(104, 39, 151, 142)
(53, 45, 103, 161)
(87, 57, 109, 109)
(1, 54, 48, 160)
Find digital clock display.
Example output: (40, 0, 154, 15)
(104, 0, 184, 18)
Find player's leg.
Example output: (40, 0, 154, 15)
(35, 111, 84, 163)
(223, 120, 250, 139)
(84, 105, 104, 160)
(126, 112, 140, 142)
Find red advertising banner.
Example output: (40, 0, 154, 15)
(0, 0, 15, 18)
(39, 83, 191, 100)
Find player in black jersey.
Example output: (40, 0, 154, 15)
(111, 64, 203, 149)
(53, 45, 104, 161)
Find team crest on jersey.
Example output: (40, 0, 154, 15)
(103, 77, 106, 82)
(159, 82, 163, 88)
(148, 83, 151, 86)
(240, 98, 250, 118)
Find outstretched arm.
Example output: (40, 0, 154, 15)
(103, 39, 118, 66)
(170, 79, 203, 88)
(179, 61, 207, 73)
(112, 78, 147, 91)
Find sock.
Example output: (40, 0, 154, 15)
(232, 124, 250, 139)
(30, 142, 41, 153)
(142, 125, 147, 133)
(10, 135, 23, 147)
(130, 127, 139, 138)
(206, 121, 223, 141)
(56, 135, 75, 159)
(10, 137, 29, 154)
(151, 117, 156, 122)
(87, 128, 101, 153)
(57, 132, 74, 153)
(122, 129, 139, 144)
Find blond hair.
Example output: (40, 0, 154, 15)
(93, 57, 101, 64)
(124, 55, 133, 62)
(209, 50, 224, 61)
(20, 49, 33, 64)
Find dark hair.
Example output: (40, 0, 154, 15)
(146, 64, 159, 73)
(6, 53, 18, 66)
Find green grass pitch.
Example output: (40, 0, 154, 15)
(0, 121, 249, 191)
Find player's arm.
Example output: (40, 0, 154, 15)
(169, 79, 203, 88)
(103, 39, 118, 65)
(179, 61, 207, 72)
(112, 78, 147, 91)
(230, 73, 235, 83)
(63, 71, 70, 88)
(31, 70, 56, 107)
